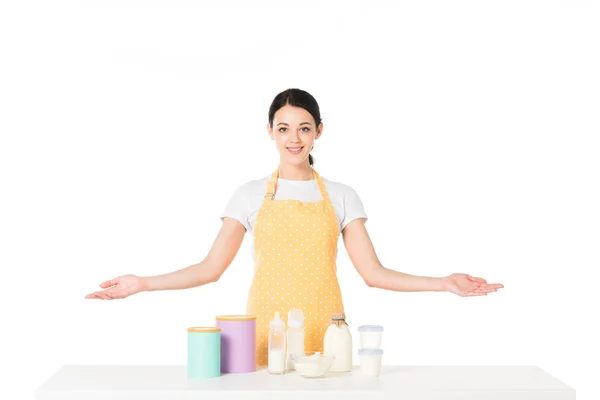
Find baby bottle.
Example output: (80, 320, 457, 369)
(286, 309, 305, 371)
(268, 311, 287, 374)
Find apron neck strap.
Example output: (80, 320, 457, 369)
(264, 167, 329, 201)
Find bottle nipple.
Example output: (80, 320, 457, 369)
(270, 311, 285, 329)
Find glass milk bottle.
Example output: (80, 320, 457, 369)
(286, 309, 305, 371)
(268, 312, 287, 374)
(323, 312, 353, 372)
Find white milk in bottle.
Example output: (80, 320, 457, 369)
(268, 312, 287, 374)
(323, 312, 352, 372)
(286, 309, 305, 371)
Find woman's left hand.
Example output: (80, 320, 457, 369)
(441, 273, 504, 297)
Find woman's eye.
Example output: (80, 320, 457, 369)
(278, 127, 310, 132)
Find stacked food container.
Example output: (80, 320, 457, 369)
(357, 325, 384, 377)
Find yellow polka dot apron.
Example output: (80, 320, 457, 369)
(246, 167, 345, 366)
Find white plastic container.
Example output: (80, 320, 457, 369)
(323, 312, 352, 372)
(357, 325, 384, 349)
(268, 312, 287, 374)
(358, 348, 383, 376)
(286, 309, 305, 371)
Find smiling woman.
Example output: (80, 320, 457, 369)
(85, 88, 504, 367)
(267, 89, 322, 169)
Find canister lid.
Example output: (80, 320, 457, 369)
(188, 327, 221, 333)
(215, 315, 257, 321)
(358, 348, 384, 356)
(358, 325, 384, 332)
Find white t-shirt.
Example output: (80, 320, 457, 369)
(220, 174, 368, 259)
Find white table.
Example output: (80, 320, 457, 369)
(35, 365, 575, 400)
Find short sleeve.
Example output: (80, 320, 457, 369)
(219, 184, 250, 232)
(341, 185, 368, 231)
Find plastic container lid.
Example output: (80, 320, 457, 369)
(358, 325, 384, 332)
(358, 348, 384, 356)
(269, 312, 286, 330)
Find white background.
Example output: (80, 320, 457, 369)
(1, 0, 598, 398)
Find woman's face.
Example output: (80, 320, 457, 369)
(268, 105, 322, 167)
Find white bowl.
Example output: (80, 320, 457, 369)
(291, 352, 335, 378)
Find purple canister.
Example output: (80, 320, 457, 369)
(215, 315, 257, 373)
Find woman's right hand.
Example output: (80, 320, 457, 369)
(84, 274, 148, 300)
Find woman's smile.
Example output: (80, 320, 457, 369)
(286, 146, 304, 155)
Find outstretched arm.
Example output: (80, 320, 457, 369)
(341, 219, 503, 297)
(85, 217, 246, 299)
(143, 217, 246, 291)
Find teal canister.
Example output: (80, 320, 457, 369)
(187, 327, 221, 378)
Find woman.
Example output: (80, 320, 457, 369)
(85, 88, 504, 366)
